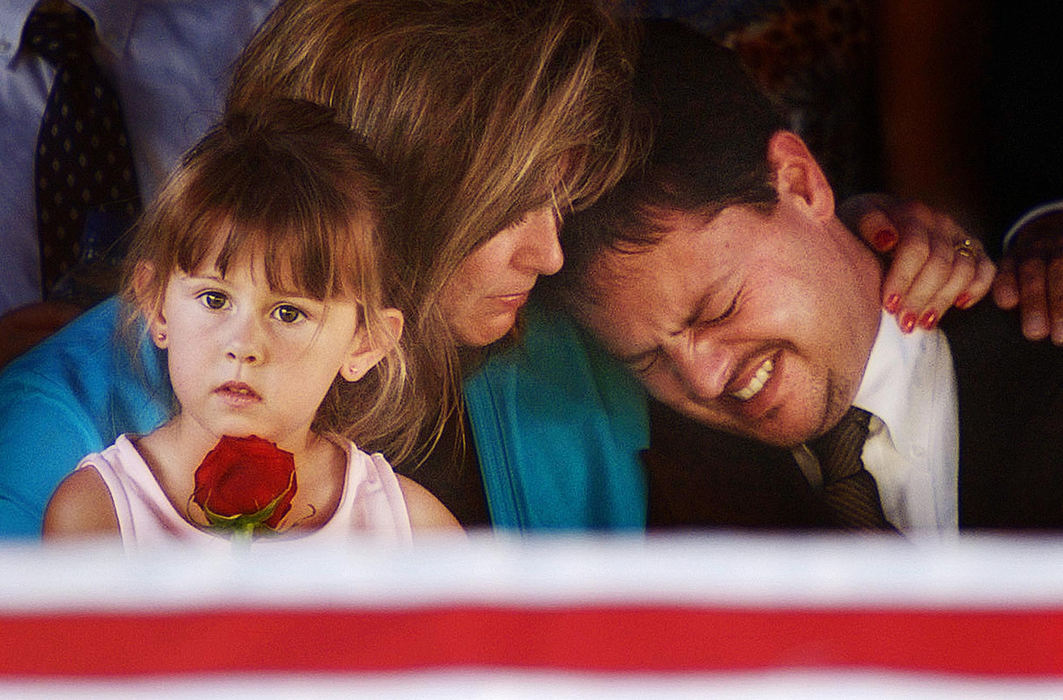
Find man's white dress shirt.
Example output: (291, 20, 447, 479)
(794, 311, 960, 536)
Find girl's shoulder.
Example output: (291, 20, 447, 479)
(331, 435, 461, 534)
(394, 473, 462, 533)
(42, 456, 121, 539)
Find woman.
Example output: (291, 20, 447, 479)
(0, 0, 990, 536)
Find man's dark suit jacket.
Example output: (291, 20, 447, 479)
(643, 302, 1063, 531)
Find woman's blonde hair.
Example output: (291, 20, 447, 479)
(227, 0, 641, 467)
(122, 99, 421, 463)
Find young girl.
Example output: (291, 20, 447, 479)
(43, 100, 459, 547)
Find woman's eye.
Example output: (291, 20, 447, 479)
(272, 304, 306, 324)
(197, 291, 229, 311)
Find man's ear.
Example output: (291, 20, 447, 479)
(767, 131, 835, 221)
(133, 262, 169, 349)
(339, 308, 404, 382)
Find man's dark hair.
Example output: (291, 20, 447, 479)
(555, 19, 787, 301)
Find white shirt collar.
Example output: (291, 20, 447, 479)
(0, 0, 38, 64)
(853, 310, 929, 449)
(851, 311, 960, 535)
(2, 0, 136, 64)
(83, 0, 136, 57)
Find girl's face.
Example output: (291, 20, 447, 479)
(149, 251, 393, 451)
(439, 204, 563, 347)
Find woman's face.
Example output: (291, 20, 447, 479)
(440, 204, 563, 347)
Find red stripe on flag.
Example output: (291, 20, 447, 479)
(3, 605, 1063, 677)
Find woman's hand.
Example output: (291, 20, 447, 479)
(991, 209, 1063, 345)
(839, 195, 995, 332)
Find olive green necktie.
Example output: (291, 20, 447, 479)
(808, 406, 896, 531)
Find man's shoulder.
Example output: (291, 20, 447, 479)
(941, 301, 1062, 395)
(940, 300, 1032, 350)
(945, 302, 1063, 529)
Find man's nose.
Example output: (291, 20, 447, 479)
(668, 337, 733, 401)
(513, 206, 563, 275)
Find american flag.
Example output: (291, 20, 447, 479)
(2, 533, 1063, 697)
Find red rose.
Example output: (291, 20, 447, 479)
(193, 435, 297, 535)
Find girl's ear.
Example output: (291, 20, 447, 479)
(340, 308, 404, 382)
(133, 261, 169, 349)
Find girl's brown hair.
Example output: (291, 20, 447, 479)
(123, 99, 421, 463)
(227, 0, 641, 467)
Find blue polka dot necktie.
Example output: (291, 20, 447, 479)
(808, 406, 897, 531)
(24, 7, 141, 298)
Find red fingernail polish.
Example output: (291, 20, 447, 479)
(872, 228, 899, 251)
(885, 294, 902, 314)
(955, 292, 972, 309)
(901, 312, 917, 333)
(919, 310, 938, 330)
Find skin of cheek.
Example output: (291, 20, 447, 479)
(634, 249, 867, 446)
(440, 205, 561, 348)
(160, 295, 357, 449)
(651, 304, 839, 446)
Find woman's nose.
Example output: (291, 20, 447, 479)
(512, 206, 563, 275)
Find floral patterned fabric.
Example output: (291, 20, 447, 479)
(630, 0, 882, 199)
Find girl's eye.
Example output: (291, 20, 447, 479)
(272, 304, 306, 324)
(198, 291, 229, 311)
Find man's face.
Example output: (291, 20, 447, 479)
(578, 202, 881, 447)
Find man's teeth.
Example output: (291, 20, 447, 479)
(731, 358, 773, 401)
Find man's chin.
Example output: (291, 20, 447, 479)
(704, 413, 817, 449)
(744, 427, 813, 449)
(665, 396, 823, 447)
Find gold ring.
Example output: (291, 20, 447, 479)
(954, 237, 978, 259)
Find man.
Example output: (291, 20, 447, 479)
(560, 21, 1063, 533)
(0, 0, 276, 365)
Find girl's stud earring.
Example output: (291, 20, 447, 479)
(157, 331, 167, 342)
